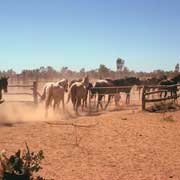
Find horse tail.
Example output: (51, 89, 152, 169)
(67, 86, 72, 104)
(67, 84, 76, 104)
(41, 86, 47, 101)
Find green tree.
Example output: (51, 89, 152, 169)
(116, 58, 125, 71)
(98, 64, 110, 78)
(175, 63, 179, 72)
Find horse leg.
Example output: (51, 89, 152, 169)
(105, 95, 111, 110)
(85, 98, 87, 108)
(96, 95, 100, 111)
(160, 90, 162, 98)
(173, 89, 178, 104)
(81, 99, 84, 112)
(100, 96, 104, 110)
(97, 95, 103, 111)
(126, 93, 130, 105)
(0, 90, 2, 100)
(85, 91, 88, 108)
(62, 97, 65, 112)
(45, 100, 50, 118)
(72, 97, 75, 110)
(53, 98, 56, 112)
(139, 88, 141, 100)
(53, 102, 56, 111)
(75, 98, 80, 114)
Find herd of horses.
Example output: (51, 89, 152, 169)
(1, 74, 180, 116)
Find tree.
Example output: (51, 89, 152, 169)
(60, 66, 68, 74)
(80, 68, 85, 76)
(175, 63, 179, 73)
(98, 64, 110, 78)
(116, 58, 125, 71)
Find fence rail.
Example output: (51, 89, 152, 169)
(6, 81, 38, 104)
(142, 85, 180, 110)
(8, 85, 33, 88)
(6, 93, 33, 96)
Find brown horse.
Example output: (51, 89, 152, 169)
(67, 76, 89, 113)
(70, 79, 93, 108)
(0, 76, 9, 104)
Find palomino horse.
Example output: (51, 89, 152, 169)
(69, 78, 93, 109)
(0, 76, 9, 104)
(67, 76, 89, 114)
(41, 79, 68, 117)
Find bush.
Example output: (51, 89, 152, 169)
(0, 143, 48, 180)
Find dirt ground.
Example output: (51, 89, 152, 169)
(0, 101, 180, 180)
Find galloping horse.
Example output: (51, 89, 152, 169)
(41, 79, 68, 117)
(0, 76, 9, 104)
(67, 76, 89, 114)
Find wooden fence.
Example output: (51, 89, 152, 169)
(141, 84, 180, 110)
(88, 84, 180, 112)
(6, 81, 39, 104)
(88, 86, 141, 113)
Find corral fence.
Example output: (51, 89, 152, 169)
(141, 84, 180, 111)
(6, 81, 40, 104)
(88, 86, 142, 113)
(88, 84, 180, 113)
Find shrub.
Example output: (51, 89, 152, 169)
(0, 143, 48, 180)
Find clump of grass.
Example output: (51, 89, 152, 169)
(147, 101, 179, 112)
(161, 113, 175, 122)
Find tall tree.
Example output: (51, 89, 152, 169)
(98, 64, 110, 78)
(116, 58, 125, 71)
(175, 63, 179, 72)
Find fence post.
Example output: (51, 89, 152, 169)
(142, 86, 147, 111)
(88, 90, 92, 115)
(33, 81, 38, 105)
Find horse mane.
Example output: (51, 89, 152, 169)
(82, 76, 89, 86)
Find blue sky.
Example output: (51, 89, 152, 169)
(0, 0, 180, 72)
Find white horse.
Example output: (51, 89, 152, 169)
(41, 79, 68, 117)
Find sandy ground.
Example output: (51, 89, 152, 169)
(0, 101, 180, 180)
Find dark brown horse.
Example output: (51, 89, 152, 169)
(159, 74, 180, 99)
(139, 76, 167, 99)
(92, 77, 141, 110)
(0, 76, 9, 104)
(92, 79, 114, 110)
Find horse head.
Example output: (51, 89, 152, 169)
(59, 79, 68, 92)
(82, 75, 89, 87)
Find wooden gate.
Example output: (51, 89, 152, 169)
(5, 81, 39, 104)
(141, 84, 180, 110)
